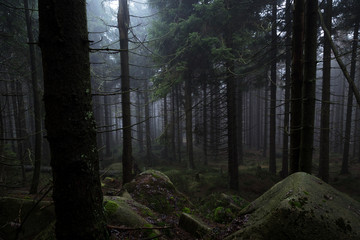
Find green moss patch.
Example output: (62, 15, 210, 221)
(123, 170, 192, 214)
(226, 172, 360, 240)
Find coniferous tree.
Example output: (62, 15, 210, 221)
(269, 0, 277, 174)
(290, 0, 304, 173)
(299, 0, 318, 173)
(38, 0, 109, 238)
(24, 0, 43, 194)
(118, 0, 134, 183)
(319, 0, 332, 182)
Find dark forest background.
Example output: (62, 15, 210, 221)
(0, 0, 359, 206)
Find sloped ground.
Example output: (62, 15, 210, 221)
(1, 167, 360, 239)
(226, 172, 360, 240)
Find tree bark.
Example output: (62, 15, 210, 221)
(341, 20, 359, 174)
(24, 0, 43, 194)
(319, 0, 332, 182)
(282, 0, 292, 178)
(163, 94, 169, 160)
(118, 0, 134, 183)
(299, 0, 318, 173)
(38, 0, 109, 238)
(136, 91, 144, 153)
(269, 1, 277, 174)
(144, 80, 153, 166)
(290, 0, 304, 173)
(185, 74, 195, 169)
(202, 81, 208, 165)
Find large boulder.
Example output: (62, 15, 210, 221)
(0, 197, 54, 240)
(226, 172, 360, 240)
(123, 170, 192, 214)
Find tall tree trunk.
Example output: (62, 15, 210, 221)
(282, 0, 292, 178)
(12, 80, 26, 184)
(237, 82, 243, 165)
(163, 94, 169, 160)
(299, 0, 318, 173)
(290, 0, 304, 173)
(319, 0, 332, 182)
(118, 0, 133, 183)
(341, 20, 359, 174)
(263, 84, 268, 158)
(176, 85, 182, 163)
(269, 1, 277, 174)
(170, 88, 177, 162)
(24, 0, 43, 194)
(136, 91, 144, 153)
(202, 81, 208, 165)
(38, 0, 109, 238)
(185, 74, 195, 169)
(103, 84, 111, 157)
(144, 80, 152, 166)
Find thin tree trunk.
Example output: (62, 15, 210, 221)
(319, 0, 332, 182)
(118, 0, 133, 183)
(237, 82, 243, 165)
(185, 74, 195, 169)
(136, 91, 144, 153)
(103, 84, 111, 157)
(341, 20, 359, 174)
(12, 80, 26, 184)
(163, 94, 169, 160)
(24, 0, 43, 194)
(38, 0, 109, 238)
(282, 0, 292, 178)
(144, 80, 152, 166)
(263, 84, 268, 158)
(290, 0, 304, 173)
(170, 88, 177, 162)
(203, 81, 208, 165)
(176, 85, 182, 163)
(269, 1, 277, 174)
(299, 0, 318, 173)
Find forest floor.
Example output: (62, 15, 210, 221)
(1, 149, 360, 239)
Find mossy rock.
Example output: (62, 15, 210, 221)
(104, 196, 159, 238)
(179, 212, 211, 238)
(123, 170, 192, 214)
(104, 196, 153, 227)
(199, 193, 249, 224)
(0, 197, 54, 240)
(226, 172, 360, 240)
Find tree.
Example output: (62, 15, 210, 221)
(341, 17, 359, 175)
(281, 0, 292, 178)
(23, 0, 43, 194)
(269, 1, 277, 174)
(118, 0, 134, 183)
(299, 0, 318, 173)
(319, 0, 332, 182)
(290, 0, 304, 173)
(185, 72, 195, 169)
(38, 0, 109, 238)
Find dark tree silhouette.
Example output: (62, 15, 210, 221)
(38, 0, 109, 238)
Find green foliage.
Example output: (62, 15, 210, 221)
(104, 200, 119, 215)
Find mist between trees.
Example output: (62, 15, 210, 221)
(0, 0, 359, 238)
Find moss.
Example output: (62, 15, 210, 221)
(226, 172, 360, 240)
(179, 213, 211, 238)
(104, 200, 119, 215)
(182, 207, 191, 214)
(213, 206, 234, 223)
(123, 170, 191, 214)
